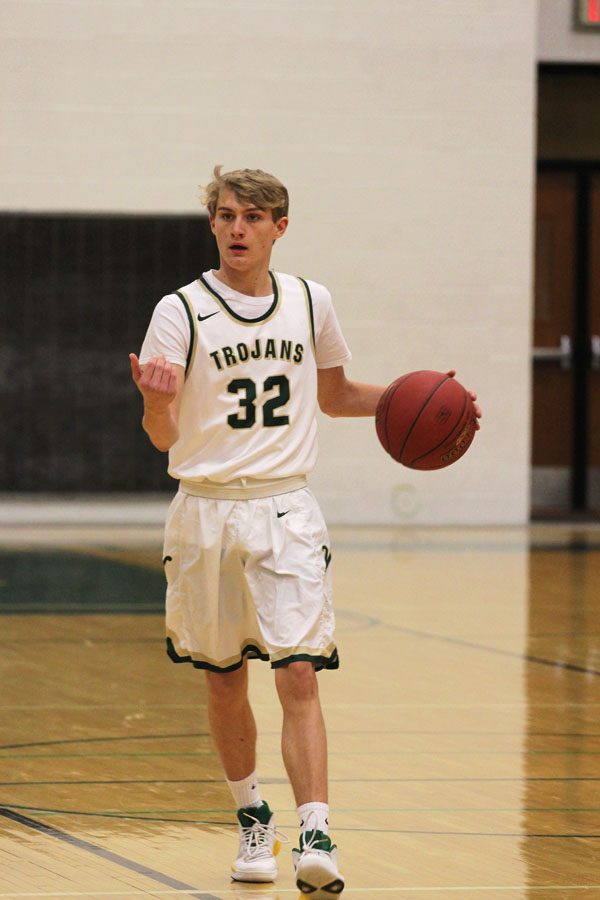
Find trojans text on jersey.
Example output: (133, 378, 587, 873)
(209, 338, 305, 371)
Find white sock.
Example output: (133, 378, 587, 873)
(297, 801, 330, 834)
(227, 771, 263, 810)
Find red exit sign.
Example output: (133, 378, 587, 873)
(575, 0, 600, 27)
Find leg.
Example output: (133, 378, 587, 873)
(207, 660, 279, 884)
(274, 660, 328, 805)
(205, 659, 256, 780)
(276, 662, 344, 896)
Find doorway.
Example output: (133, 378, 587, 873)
(532, 165, 600, 515)
(532, 65, 600, 517)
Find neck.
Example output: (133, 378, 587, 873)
(213, 264, 273, 297)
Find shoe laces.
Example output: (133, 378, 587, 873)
(239, 813, 289, 861)
(299, 811, 331, 854)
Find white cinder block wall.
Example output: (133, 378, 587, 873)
(1, 1, 538, 525)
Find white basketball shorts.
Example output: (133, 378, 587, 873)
(163, 487, 339, 672)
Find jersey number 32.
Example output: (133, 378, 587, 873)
(227, 375, 290, 429)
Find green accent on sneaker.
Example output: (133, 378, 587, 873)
(237, 801, 273, 829)
(295, 829, 336, 853)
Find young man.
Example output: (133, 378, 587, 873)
(130, 166, 478, 896)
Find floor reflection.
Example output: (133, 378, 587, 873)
(524, 531, 600, 896)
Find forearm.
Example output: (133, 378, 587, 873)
(323, 379, 385, 417)
(142, 405, 179, 452)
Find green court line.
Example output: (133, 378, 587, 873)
(1, 729, 599, 753)
(0, 732, 211, 750)
(6, 805, 598, 815)
(2, 804, 600, 839)
(5, 775, 600, 787)
(2, 748, 600, 759)
(0, 750, 217, 758)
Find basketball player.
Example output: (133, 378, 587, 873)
(130, 166, 479, 896)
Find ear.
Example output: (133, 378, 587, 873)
(273, 216, 288, 241)
(209, 215, 216, 235)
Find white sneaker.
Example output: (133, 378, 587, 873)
(231, 802, 281, 883)
(292, 822, 345, 897)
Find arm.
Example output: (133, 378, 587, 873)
(318, 366, 482, 426)
(129, 353, 185, 451)
(317, 366, 386, 417)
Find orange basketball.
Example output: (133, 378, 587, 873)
(375, 371, 477, 470)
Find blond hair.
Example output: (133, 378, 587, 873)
(203, 165, 289, 221)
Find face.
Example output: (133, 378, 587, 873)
(209, 189, 288, 272)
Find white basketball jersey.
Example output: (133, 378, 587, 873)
(140, 270, 351, 483)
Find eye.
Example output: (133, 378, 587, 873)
(247, 213, 261, 222)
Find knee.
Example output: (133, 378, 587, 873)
(275, 661, 318, 706)
(205, 665, 248, 706)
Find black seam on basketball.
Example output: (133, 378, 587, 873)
(399, 374, 450, 463)
(381, 372, 414, 456)
(382, 382, 397, 453)
(376, 381, 394, 453)
(408, 392, 471, 466)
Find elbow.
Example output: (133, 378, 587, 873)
(147, 429, 177, 453)
(151, 438, 174, 453)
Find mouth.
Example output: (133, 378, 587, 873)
(229, 243, 248, 255)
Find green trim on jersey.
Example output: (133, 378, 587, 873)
(166, 637, 270, 671)
(166, 637, 339, 673)
(174, 289, 197, 378)
(297, 276, 317, 356)
(271, 648, 340, 671)
(197, 271, 281, 325)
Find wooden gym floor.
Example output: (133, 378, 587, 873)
(1, 519, 600, 899)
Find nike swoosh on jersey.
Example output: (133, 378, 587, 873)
(277, 511, 289, 518)
(197, 311, 220, 322)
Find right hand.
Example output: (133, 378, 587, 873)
(446, 369, 482, 431)
(129, 353, 178, 411)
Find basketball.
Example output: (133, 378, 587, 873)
(375, 370, 477, 470)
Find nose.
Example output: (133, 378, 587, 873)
(231, 216, 245, 236)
